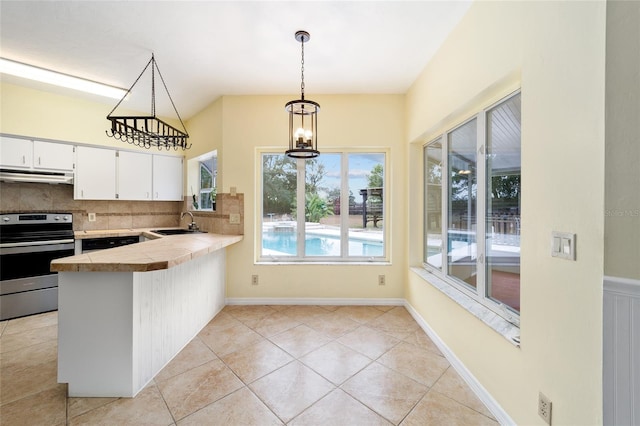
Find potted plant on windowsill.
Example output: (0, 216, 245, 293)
(210, 187, 217, 211)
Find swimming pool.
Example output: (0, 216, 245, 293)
(262, 231, 383, 257)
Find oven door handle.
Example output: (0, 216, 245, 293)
(0, 240, 75, 254)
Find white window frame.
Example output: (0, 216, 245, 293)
(423, 91, 521, 326)
(257, 148, 390, 263)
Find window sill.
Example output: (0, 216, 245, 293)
(410, 267, 520, 347)
(257, 260, 391, 266)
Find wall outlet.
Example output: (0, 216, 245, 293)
(88, 212, 96, 222)
(230, 186, 237, 196)
(378, 275, 386, 286)
(251, 275, 259, 286)
(229, 213, 241, 224)
(538, 392, 552, 425)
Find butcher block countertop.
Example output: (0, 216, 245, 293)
(51, 229, 243, 273)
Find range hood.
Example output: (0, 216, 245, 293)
(0, 169, 74, 184)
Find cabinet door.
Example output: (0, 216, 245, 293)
(33, 141, 74, 171)
(117, 151, 152, 200)
(0, 136, 32, 169)
(75, 146, 117, 200)
(152, 155, 183, 201)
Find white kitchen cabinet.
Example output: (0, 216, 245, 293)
(0, 136, 74, 172)
(33, 140, 74, 172)
(75, 146, 117, 200)
(117, 151, 152, 200)
(0, 136, 32, 169)
(152, 155, 183, 201)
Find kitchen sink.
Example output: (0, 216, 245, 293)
(151, 228, 207, 236)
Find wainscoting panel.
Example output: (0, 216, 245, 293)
(604, 275, 640, 426)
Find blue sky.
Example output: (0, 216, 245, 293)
(314, 153, 384, 201)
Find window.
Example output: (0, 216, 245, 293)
(260, 150, 387, 262)
(188, 152, 217, 211)
(423, 92, 521, 320)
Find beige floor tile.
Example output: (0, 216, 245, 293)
(244, 311, 301, 337)
(178, 387, 282, 425)
(367, 308, 420, 339)
(318, 305, 341, 312)
(67, 396, 119, 420)
(281, 305, 331, 323)
(290, 388, 392, 426)
(0, 324, 57, 354)
(337, 326, 400, 359)
(0, 385, 67, 426)
(374, 305, 397, 312)
(431, 367, 494, 418)
(3, 311, 58, 335)
(403, 329, 443, 356)
(333, 306, 386, 324)
(342, 362, 428, 425)
(155, 337, 217, 383)
(269, 324, 332, 358)
(378, 342, 450, 387)
(201, 311, 241, 332)
(304, 313, 360, 339)
(198, 320, 264, 357)
(156, 358, 244, 421)
(0, 359, 59, 405)
(226, 304, 277, 324)
(299, 341, 372, 385)
(401, 390, 498, 426)
(249, 361, 334, 423)
(221, 339, 293, 383)
(268, 305, 290, 312)
(70, 383, 174, 426)
(0, 338, 57, 374)
(0, 321, 7, 336)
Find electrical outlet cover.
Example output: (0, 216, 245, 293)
(538, 392, 552, 425)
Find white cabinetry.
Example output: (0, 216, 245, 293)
(117, 151, 152, 200)
(34, 140, 74, 171)
(75, 146, 117, 200)
(0, 136, 73, 172)
(152, 155, 183, 201)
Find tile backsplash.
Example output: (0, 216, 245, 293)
(0, 182, 243, 235)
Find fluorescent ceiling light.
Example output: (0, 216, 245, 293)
(0, 57, 127, 100)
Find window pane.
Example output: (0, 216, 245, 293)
(262, 154, 297, 257)
(486, 93, 521, 312)
(348, 153, 385, 257)
(448, 119, 477, 289)
(424, 139, 443, 268)
(304, 155, 341, 256)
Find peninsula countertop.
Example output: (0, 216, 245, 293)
(51, 229, 243, 273)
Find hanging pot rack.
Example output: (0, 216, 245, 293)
(106, 54, 190, 150)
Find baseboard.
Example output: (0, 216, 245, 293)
(404, 301, 516, 426)
(225, 297, 405, 306)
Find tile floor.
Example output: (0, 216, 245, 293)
(0, 305, 498, 425)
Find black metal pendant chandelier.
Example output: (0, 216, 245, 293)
(106, 54, 190, 150)
(285, 31, 320, 159)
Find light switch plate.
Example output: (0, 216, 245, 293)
(551, 231, 576, 260)
(88, 212, 96, 222)
(229, 213, 241, 224)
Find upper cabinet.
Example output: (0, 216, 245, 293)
(152, 155, 183, 201)
(75, 146, 117, 200)
(0, 136, 74, 172)
(117, 151, 153, 200)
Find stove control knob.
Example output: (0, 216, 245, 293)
(2, 216, 10, 222)
(54, 216, 61, 221)
(64, 216, 71, 221)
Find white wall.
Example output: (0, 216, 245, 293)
(406, 1, 606, 424)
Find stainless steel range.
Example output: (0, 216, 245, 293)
(0, 212, 74, 320)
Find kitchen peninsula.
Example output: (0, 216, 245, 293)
(51, 231, 242, 397)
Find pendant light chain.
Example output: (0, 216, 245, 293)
(300, 39, 305, 100)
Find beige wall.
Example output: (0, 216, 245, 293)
(406, 1, 606, 425)
(184, 94, 406, 300)
(605, 0, 640, 280)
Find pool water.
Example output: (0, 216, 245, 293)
(263, 231, 383, 257)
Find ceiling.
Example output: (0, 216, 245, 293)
(0, 1, 472, 120)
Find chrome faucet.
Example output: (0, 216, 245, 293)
(180, 211, 198, 231)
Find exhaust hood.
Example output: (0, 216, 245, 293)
(0, 169, 74, 184)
